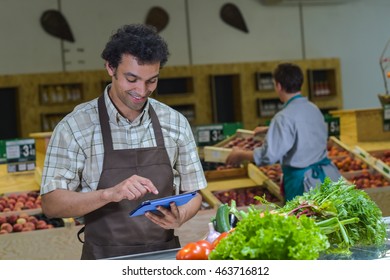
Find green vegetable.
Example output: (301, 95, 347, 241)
(215, 203, 231, 233)
(209, 211, 329, 260)
(270, 177, 387, 255)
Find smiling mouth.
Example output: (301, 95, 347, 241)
(128, 92, 145, 102)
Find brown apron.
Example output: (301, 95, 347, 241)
(78, 95, 180, 259)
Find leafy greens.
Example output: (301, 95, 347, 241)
(208, 211, 329, 260)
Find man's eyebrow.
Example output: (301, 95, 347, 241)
(123, 72, 160, 80)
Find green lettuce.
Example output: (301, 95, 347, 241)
(208, 211, 329, 260)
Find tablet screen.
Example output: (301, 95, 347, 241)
(129, 191, 197, 217)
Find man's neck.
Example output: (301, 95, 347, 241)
(282, 91, 301, 103)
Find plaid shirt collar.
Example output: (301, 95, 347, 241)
(104, 84, 150, 127)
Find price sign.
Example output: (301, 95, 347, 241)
(325, 117, 340, 137)
(5, 138, 36, 163)
(194, 124, 226, 146)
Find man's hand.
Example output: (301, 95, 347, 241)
(101, 175, 159, 203)
(225, 147, 254, 166)
(254, 126, 268, 136)
(145, 202, 182, 229)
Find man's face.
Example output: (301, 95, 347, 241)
(106, 54, 160, 120)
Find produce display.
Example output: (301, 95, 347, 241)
(209, 210, 328, 260)
(0, 212, 64, 234)
(212, 186, 280, 206)
(258, 164, 282, 186)
(327, 145, 350, 157)
(277, 178, 387, 256)
(0, 191, 41, 212)
(331, 156, 368, 172)
(204, 136, 264, 170)
(344, 171, 390, 189)
(371, 150, 390, 165)
(177, 178, 387, 260)
(378, 150, 390, 165)
(221, 136, 263, 150)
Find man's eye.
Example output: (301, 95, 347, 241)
(127, 79, 137, 83)
(147, 79, 158, 84)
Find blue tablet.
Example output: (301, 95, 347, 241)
(129, 191, 198, 217)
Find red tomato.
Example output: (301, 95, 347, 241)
(196, 240, 213, 253)
(176, 240, 213, 260)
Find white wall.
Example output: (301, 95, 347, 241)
(0, 0, 389, 110)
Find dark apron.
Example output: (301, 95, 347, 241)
(78, 95, 180, 259)
(281, 157, 331, 201)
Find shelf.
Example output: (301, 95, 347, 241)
(156, 77, 193, 95)
(0, 58, 342, 138)
(257, 98, 283, 118)
(307, 69, 337, 99)
(171, 104, 195, 123)
(41, 113, 69, 132)
(210, 74, 241, 123)
(0, 87, 19, 139)
(255, 72, 274, 92)
(39, 83, 83, 105)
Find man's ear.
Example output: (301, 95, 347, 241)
(105, 62, 115, 77)
(275, 82, 282, 92)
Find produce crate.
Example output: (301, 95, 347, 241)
(342, 169, 390, 216)
(200, 163, 284, 208)
(0, 222, 81, 260)
(0, 190, 76, 237)
(327, 137, 377, 174)
(204, 167, 247, 182)
(327, 136, 353, 158)
(353, 146, 390, 179)
(0, 190, 41, 217)
(258, 164, 283, 188)
(204, 129, 264, 163)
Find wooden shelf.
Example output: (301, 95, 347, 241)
(307, 68, 337, 99)
(39, 83, 83, 105)
(0, 59, 342, 138)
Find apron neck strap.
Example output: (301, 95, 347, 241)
(98, 95, 166, 153)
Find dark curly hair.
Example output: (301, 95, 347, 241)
(101, 24, 170, 69)
(273, 63, 303, 93)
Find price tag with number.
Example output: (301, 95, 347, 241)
(195, 124, 225, 146)
(325, 117, 340, 137)
(5, 139, 36, 163)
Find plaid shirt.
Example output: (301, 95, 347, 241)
(41, 86, 207, 195)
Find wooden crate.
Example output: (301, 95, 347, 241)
(353, 146, 390, 179)
(203, 146, 232, 163)
(0, 223, 81, 260)
(204, 167, 247, 182)
(201, 163, 283, 208)
(328, 136, 353, 154)
(203, 129, 263, 163)
(0, 165, 39, 194)
(353, 145, 376, 164)
(330, 108, 390, 144)
(327, 136, 381, 175)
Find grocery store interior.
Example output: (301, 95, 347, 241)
(0, 0, 389, 260)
